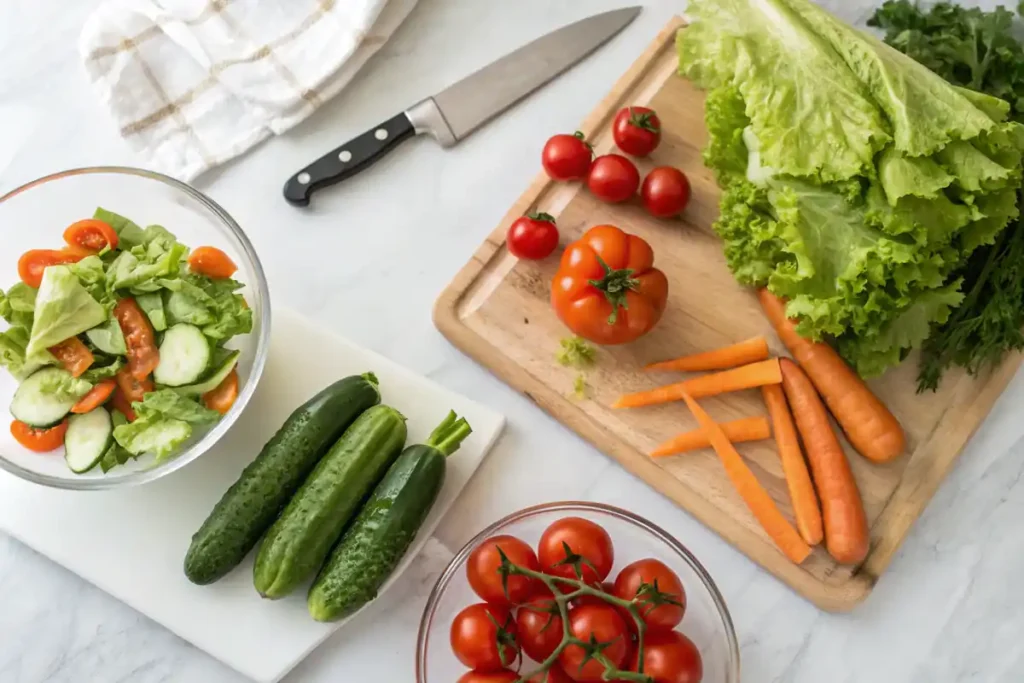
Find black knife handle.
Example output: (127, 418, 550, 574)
(283, 112, 416, 207)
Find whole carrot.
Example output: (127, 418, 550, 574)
(758, 289, 905, 463)
(779, 358, 868, 565)
(762, 385, 822, 546)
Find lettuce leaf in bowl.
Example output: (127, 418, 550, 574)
(24, 266, 108, 360)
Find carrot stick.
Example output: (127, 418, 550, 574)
(779, 359, 869, 565)
(762, 385, 823, 546)
(646, 336, 770, 373)
(758, 289, 905, 463)
(650, 416, 771, 457)
(613, 359, 781, 408)
(679, 390, 811, 565)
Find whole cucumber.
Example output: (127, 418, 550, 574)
(253, 405, 407, 599)
(308, 411, 472, 622)
(183, 373, 380, 585)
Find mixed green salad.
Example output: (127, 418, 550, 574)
(679, 0, 1024, 382)
(0, 208, 252, 474)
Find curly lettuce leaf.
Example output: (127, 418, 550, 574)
(81, 356, 124, 383)
(133, 389, 219, 424)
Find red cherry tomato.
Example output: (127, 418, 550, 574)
(612, 106, 661, 157)
(571, 582, 636, 636)
(641, 167, 691, 218)
(538, 517, 615, 585)
(17, 249, 87, 289)
(188, 246, 237, 279)
(629, 630, 703, 683)
(507, 213, 560, 260)
(516, 595, 564, 662)
(450, 603, 520, 672)
(10, 419, 69, 453)
(558, 604, 630, 682)
(456, 671, 518, 683)
(542, 132, 593, 181)
(467, 535, 543, 606)
(587, 155, 640, 203)
(63, 219, 119, 252)
(613, 558, 686, 631)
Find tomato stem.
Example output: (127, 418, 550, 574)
(588, 255, 639, 325)
(502, 559, 654, 683)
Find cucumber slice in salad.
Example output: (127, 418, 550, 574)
(154, 324, 211, 387)
(64, 409, 114, 473)
(10, 367, 89, 428)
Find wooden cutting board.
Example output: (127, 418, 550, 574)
(433, 17, 1023, 610)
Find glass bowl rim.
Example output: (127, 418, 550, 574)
(0, 165, 272, 491)
(415, 500, 741, 682)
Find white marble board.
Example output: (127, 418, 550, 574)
(0, 307, 505, 683)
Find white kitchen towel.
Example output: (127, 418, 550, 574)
(79, 0, 418, 181)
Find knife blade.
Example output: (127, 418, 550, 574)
(283, 7, 641, 207)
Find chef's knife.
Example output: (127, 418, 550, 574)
(283, 7, 641, 206)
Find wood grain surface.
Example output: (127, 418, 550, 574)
(433, 17, 1024, 611)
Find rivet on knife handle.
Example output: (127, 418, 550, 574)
(283, 112, 416, 207)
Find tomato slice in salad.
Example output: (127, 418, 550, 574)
(115, 366, 153, 405)
(17, 249, 87, 288)
(203, 368, 239, 415)
(48, 337, 95, 378)
(71, 379, 117, 414)
(10, 419, 69, 453)
(114, 298, 160, 381)
(188, 246, 237, 279)
(63, 219, 119, 252)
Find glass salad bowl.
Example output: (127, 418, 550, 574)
(0, 167, 270, 490)
(417, 501, 740, 682)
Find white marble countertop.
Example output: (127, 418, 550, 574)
(2, 1, 1023, 681)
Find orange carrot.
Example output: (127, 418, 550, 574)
(779, 359, 869, 565)
(758, 289, 904, 463)
(646, 336, 770, 373)
(613, 359, 781, 408)
(650, 416, 771, 457)
(679, 389, 811, 565)
(762, 384, 823, 546)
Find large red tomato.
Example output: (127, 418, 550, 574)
(538, 517, 615, 585)
(467, 535, 543, 606)
(456, 671, 518, 683)
(612, 558, 686, 631)
(558, 604, 630, 682)
(551, 225, 668, 345)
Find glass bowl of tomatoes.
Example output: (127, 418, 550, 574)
(417, 501, 740, 683)
(0, 166, 270, 490)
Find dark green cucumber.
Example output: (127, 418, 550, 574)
(307, 411, 472, 622)
(253, 404, 407, 599)
(183, 373, 380, 585)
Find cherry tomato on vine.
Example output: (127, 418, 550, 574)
(558, 604, 630, 682)
(571, 582, 635, 635)
(641, 166, 691, 218)
(10, 419, 68, 453)
(542, 132, 593, 180)
(612, 106, 661, 157)
(613, 558, 686, 631)
(586, 154, 640, 203)
(450, 603, 520, 672)
(507, 213, 560, 260)
(516, 595, 564, 662)
(468, 534, 543, 606)
(629, 630, 703, 683)
(538, 517, 615, 585)
(456, 671, 518, 683)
